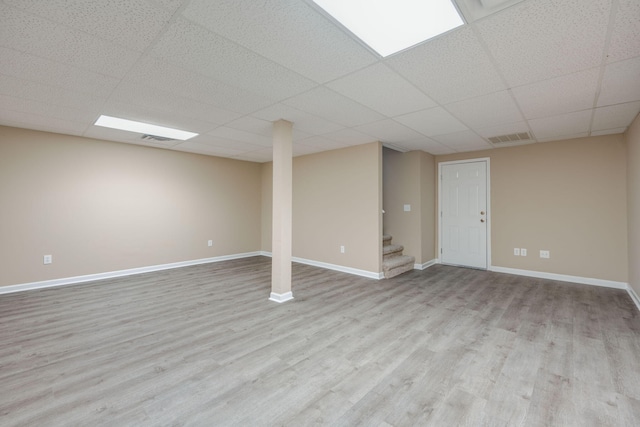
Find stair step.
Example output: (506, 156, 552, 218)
(382, 255, 415, 279)
(383, 244, 404, 256)
(382, 234, 392, 245)
(383, 245, 404, 261)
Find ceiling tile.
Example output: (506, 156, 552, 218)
(0, 3, 141, 78)
(591, 127, 627, 136)
(327, 63, 436, 117)
(124, 56, 276, 114)
(394, 138, 455, 155)
(181, 0, 377, 83)
(475, 121, 533, 140)
(537, 132, 589, 143)
(0, 94, 97, 125)
(591, 101, 640, 131)
(529, 110, 593, 140)
(395, 107, 468, 137)
(606, 0, 640, 63)
(597, 57, 640, 107)
(151, 18, 316, 101)
(354, 119, 423, 143)
(0, 47, 120, 99)
(223, 115, 312, 142)
(0, 107, 88, 135)
(251, 103, 344, 136)
(206, 127, 273, 148)
(511, 68, 600, 119)
(321, 128, 376, 145)
(4, 0, 173, 52)
(283, 87, 385, 127)
(476, 0, 611, 86)
(431, 130, 493, 151)
(148, 0, 189, 14)
(107, 82, 242, 127)
(445, 90, 524, 129)
(0, 74, 106, 112)
(297, 136, 347, 151)
(387, 26, 506, 104)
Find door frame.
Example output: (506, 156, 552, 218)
(437, 158, 491, 270)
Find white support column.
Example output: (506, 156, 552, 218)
(269, 119, 294, 303)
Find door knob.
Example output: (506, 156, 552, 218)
(480, 219, 485, 223)
(480, 211, 485, 215)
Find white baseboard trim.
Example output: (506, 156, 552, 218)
(628, 286, 640, 312)
(268, 291, 294, 303)
(258, 252, 383, 279)
(489, 266, 628, 290)
(292, 256, 383, 280)
(414, 259, 439, 270)
(0, 251, 263, 295)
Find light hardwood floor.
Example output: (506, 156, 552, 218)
(1, 257, 639, 426)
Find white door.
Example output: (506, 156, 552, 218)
(440, 160, 488, 269)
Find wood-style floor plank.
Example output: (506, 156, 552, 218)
(1, 258, 639, 426)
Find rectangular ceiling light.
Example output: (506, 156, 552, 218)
(94, 115, 198, 140)
(311, 0, 464, 57)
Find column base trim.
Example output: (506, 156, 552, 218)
(269, 291, 294, 303)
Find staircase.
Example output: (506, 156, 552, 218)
(382, 234, 415, 279)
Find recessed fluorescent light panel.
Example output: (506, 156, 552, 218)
(94, 115, 198, 140)
(311, 0, 464, 57)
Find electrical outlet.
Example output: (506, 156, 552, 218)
(208, 240, 213, 247)
(521, 248, 527, 256)
(540, 250, 550, 259)
(43, 255, 52, 265)
(404, 204, 411, 212)
(514, 248, 520, 256)
(340, 245, 345, 253)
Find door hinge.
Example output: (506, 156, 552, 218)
(440, 248, 443, 254)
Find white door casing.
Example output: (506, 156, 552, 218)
(439, 159, 489, 269)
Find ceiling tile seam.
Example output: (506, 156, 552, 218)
(0, 45, 126, 90)
(0, 91, 101, 118)
(0, 106, 88, 128)
(6, 0, 186, 57)
(589, 0, 621, 137)
(467, 23, 537, 143)
(0, 70, 109, 112)
(178, 14, 324, 88)
(3, 2, 152, 56)
(86, 4, 205, 136)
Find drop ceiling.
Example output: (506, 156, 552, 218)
(0, 0, 639, 162)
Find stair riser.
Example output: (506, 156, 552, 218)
(383, 251, 403, 261)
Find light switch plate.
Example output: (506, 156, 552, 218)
(404, 204, 411, 212)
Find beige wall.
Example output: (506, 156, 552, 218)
(626, 113, 640, 297)
(382, 149, 436, 265)
(262, 142, 382, 274)
(0, 126, 262, 287)
(437, 135, 628, 282)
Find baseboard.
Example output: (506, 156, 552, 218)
(0, 252, 263, 295)
(414, 259, 439, 270)
(628, 286, 640, 312)
(292, 257, 383, 279)
(268, 291, 294, 303)
(259, 252, 382, 279)
(489, 266, 628, 290)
